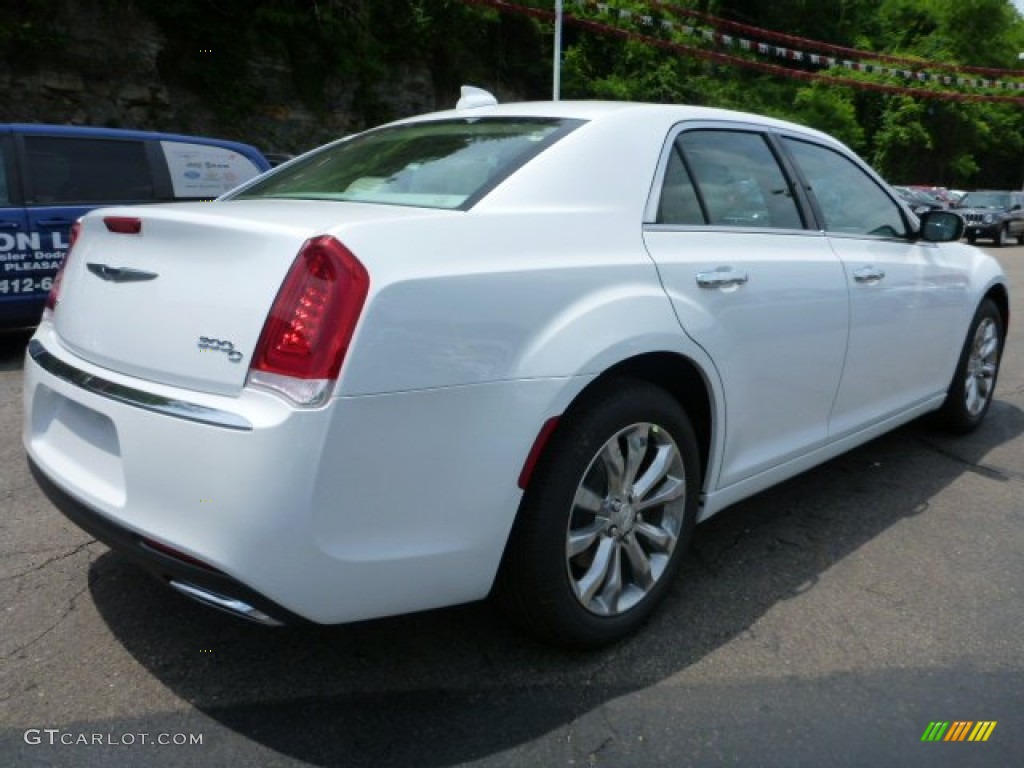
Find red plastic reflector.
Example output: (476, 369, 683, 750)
(45, 221, 81, 312)
(518, 417, 560, 490)
(251, 236, 370, 381)
(103, 216, 142, 234)
(140, 537, 222, 573)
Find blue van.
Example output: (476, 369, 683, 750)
(0, 124, 270, 329)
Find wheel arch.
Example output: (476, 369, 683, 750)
(984, 282, 1010, 341)
(527, 351, 717, 494)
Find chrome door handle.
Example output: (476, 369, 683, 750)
(696, 268, 749, 289)
(853, 266, 885, 283)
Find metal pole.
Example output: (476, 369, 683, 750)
(553, 0, 563, 100)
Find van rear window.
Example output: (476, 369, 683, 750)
(24, 136, 154, 205)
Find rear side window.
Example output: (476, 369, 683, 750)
(234, 117, 582, 210)
(161, 140, 264, 198)
(659, 130, 803, 229)
(784, 138, 907, 238)
(23, 136, 154, 204)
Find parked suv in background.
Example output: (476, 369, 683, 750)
(957, 190, 1024, 246)
(0, 124, 270, 329)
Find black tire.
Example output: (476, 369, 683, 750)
(994, 225, 1011, 247)
(497, 379, 700, 648)
(936, 298, 1004, 433)
(966, 236, 977, 245)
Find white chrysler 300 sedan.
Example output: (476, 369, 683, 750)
(24, 94, 1008, 647)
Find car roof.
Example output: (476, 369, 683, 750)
(396, 100, 838, 144)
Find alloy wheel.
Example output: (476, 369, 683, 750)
(565, 422, 687, 616)
(964, 317, 999, 416)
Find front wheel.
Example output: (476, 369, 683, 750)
(498, 380, 700, 648)
(936, 299, 1004, 433)
(995, 225, 1011, 246)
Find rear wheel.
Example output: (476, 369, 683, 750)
(498, 380, 700, 648)
(936, 299, 1003, 433)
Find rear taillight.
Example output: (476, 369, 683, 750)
(43, 220, 81, 317)
(247, 236, 369, 406)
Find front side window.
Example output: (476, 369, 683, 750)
(235, 118, 582, 210)
(23, 136, 154, 205)
(784, 138, 907, 238)
(661, 129, 803, 229)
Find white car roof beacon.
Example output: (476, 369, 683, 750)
(456, 86, 498, 110)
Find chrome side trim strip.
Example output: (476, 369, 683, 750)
(28, 339, 253, 432)
(168, 581, 284, 626)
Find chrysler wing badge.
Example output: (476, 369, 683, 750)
(86, 263, 159, 282)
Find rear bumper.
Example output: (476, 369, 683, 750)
(28, 456, 300, 626)
(23, 325, 560, 625)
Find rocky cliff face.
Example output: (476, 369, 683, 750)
(0, 0, 485, 155)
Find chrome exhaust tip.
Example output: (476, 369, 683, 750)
(169, 580, 284, 626)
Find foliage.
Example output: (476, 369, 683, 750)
(557, 0, 1024, 187)
(5, 0, 1022, 186)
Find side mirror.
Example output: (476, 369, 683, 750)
(918, 210, 964, 243)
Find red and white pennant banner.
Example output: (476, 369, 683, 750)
(574, 0, 1024, 91)
(461, 0, 1024, 103)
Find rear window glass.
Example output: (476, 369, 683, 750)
(24, 136, 153, 205)
(161, 140, 264, 198)
(233, 117, 581, 210)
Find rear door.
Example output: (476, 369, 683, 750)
(643, 125, 849, 488)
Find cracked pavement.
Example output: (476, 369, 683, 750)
(2, 248, 1023, 767)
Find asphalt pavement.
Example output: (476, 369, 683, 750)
(2, 247, 1022, 767)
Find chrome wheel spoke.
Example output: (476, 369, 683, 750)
(635, 476, 686, 512)
(577, 537, 616, 607)
(573, 485, 604, 514)
(964, 376, 982, 414)
(596, 545, 624, 612)
(622, 533, 654, 591)
(567, 520, 605, 558)
(978, 335, 998, 361)
(631, 442, 675, 500)
(621, 426, 650, 492)
(600, 440, 626, 496)
(633, 520, 676, 553)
